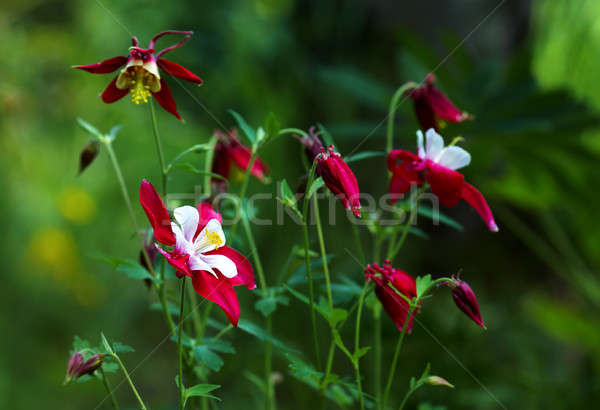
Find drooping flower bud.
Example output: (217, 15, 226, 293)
(446, 276, 485, 329)
(365, 260, 417, 332)
(64, 352, 105, 384)
(299, 126, 325, 163)
(315, 145, 361, 217)
(424, 375, 454, 388)
(212, 129, 270, 183)
(79, 139, 100, 175)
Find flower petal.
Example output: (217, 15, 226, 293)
(461, 182, 499, 232)
(139, 180, 175, 246)
(201, 253, 237, 278)
(229, 144, 270, 181)
(424, 129, 444, 161)
(74, 56, 127, 74)
(192, 271, 241, 326)
(207, 246, 255, 289)
(101, 76, 129, 103)
(387, 150, 423, 203)
(158, 59, 203, 84)
(188, 255, 216, 277)
(425, 161, 464, 208)
(417, 130, 426, 158)
(436, 146, 471, 170)
(151, 79, 182, 120)
(424, 80, 472, 123)
(173, 206, 199, 242)
(194, 219, 226, 253)
(156, 246, 192, 278)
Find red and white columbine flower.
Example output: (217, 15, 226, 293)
(139, 180, 255, 326)
(74, 31, 202, 120)
(387, 128, 498, 232)
(365, 260, 418, 332)
(407, 74, 473, 131)
(212, 129, 270, 182)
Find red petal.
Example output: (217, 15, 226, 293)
(461, 182, 499, 232)
(211, 141, 232, 179)
(192, 271, 241, 326)
(74, 56, 127, 74)
(387, 150, 423, 203)
(207, 246, 256, 289)
(139, 180, 176, 245)
(101, 76, 128, 103)
(424, 80, 472, 124)
(413, 94, 438, 131)
(374, 282, 415, 333)
(158, 59, 203, 84)
(316, 151, 361, 216)
(156, 247, 192, 278)
(425, 161, 464, 207)
(229, 144, 270, 181)
(193, 203, 223, 239)
(152, 79, 182, 120)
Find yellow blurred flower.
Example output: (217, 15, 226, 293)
(58, 187, 97, 224)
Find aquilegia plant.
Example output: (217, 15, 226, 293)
(66, 30, 497, 410)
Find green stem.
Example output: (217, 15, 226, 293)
(112, 353, 147, 410)
(203, 135, 217, 196)
(386, 82, 418, 154)
(186, 284, 203, 340)
(397, 380, 424, 410)
(278, 128, 309, 138)
(374, 305, 382, 410)
(178, 278, 187, 410)
(388, 186, 425, 260)
(149, 100, 167, 195)
(313, 195, 334, 313)
(301, 162, 321, 370)
(382, 304, 415, 409)
(351, 223, 365, 265)
(353, 283, 369, 410)
(229, 149, 258, 241)
(100, 367, 119, 410)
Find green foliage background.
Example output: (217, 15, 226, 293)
(2, 0, 600, 408)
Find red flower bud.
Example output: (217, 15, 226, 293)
(446, 276, 485, 329)
(365, 260, 417, 332)
(79, 139, 100, 175)
(64, 352, 105, 384)
(212, 129, 269, 183)
(315, 145, 361, 217)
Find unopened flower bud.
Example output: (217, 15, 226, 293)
(425, 375, 454, 388)
(64, 352, 105, 384)
(79, 139, 100, 175)
(446, 276, 485, 329)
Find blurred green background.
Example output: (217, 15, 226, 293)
(2, 0, 600, 408)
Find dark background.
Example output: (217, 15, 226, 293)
(2, 0, 600, 408)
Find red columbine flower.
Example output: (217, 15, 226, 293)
(74, 31, 202, 120)
(212, 129, 270, 182)
(407, 74, 473, 131)
(445, 276, 485, 329)
(387, 129, 498, 232)
(300, 129, 361, 217)
(139, 180, 255, 326)
(365, 260, 417, 332)
(64, 352, 105, 384)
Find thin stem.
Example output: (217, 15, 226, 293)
(301, 162, 321, 370)
(374, 305, 382, 410)
(100, 367, 119, 410)
(353, 282, 369, 410)
(203, 135, 217, 196)
(351, 223, 365, 265)
(382, 304, 415, 409)
(313, 195, 334, 313)
(149, 100, 167, 195)
(386, 82, 418, 154)
(112, 353, 147, 410)
(278, 127, 309, 138)
(266, 315, 274, 410)
(388, 186, 426, 260)
(178, 278, 187, 410)
(186, 284, 203, 339)
(229, 149, 258, 240)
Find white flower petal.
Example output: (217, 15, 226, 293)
(436, 146, 471, 170)
(193, 219, 227, 254)
(174, 206, 199, 242)
(188, 255, 217, 278)
(202, 254, 238, 278)
(416, 130, 426, 158)
(425, 128, 444, 161)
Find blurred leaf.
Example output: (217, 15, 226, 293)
(307, 177, 324, 199)
(416, 275, 432, 299)
(317, 123, 336, 147)
(238, 319, 297, 353)
(111, 342, 134, 354)
(265, 112, 280, 139)
(194, 346, 224, 372)
(172, 163, 227, 180)
(417, 206, 464, 231)
(229, 110, 256, 144)
(344, 151, 385, 164)
(185, 384, 221, 401)
(318, 66, 392, 110)
(255, 295, 289, 317)
(76, 117, 102, 139)
(96, 255, 157, 282)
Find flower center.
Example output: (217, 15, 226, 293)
(205, 231, 223, 249)
(126, 67, 154, 104)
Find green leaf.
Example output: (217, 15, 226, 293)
(331, 330, 353, 363)
(76, 118, 102, 139)
(317, 123, 336, 147)
(171, 163, 227, 180)
(307, 177, 324, 199)
(418, 206, 464, 231)
(194, 346, 224, 372)
(107, 125, 122, 141)
(344, 151, 385, 164)
(72, 336, 91, 353)
(244, 371, 266, 393)
(229, 110, 256, 144)
(95, 255, 156, 282)
(415, 274, 433, 299)
(409, 226, 429, 240)
(111, 342, 134, 354)
(238, 319, 297, 353)
(353, 346, 371, 361)
(265, 112, 280, 138)
(255, 295, 289, 317)
(328, 308, 348, 328)
(149, 301, 180, 317)
(100, 333, 113, 355)
(185, 384, 221, 401)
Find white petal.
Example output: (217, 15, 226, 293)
(174, 206, 199, 242)
(416, 130, 425, 158)
(193, 219, 227, 254)
(170, 222, 191, 254)
(202, 254, 238, 278)
(425, 129, 444, 161)
(436, 146, 471, 170)
(188, 255, 217, 278)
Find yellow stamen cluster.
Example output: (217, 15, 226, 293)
(205, 231, 223, 249)
(126, 67, 153, 104)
